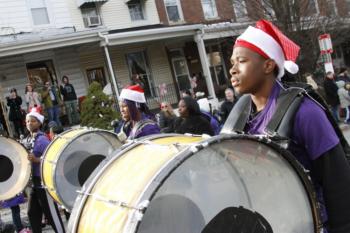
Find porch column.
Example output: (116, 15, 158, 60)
(194, 32, 216, 99)
(103, 45, 120, 99)
(99, 33, 120, 100)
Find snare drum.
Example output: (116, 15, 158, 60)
(41, 128, 122, 210)
(0, 136, 30, 201)
(68, 134, 321, 233)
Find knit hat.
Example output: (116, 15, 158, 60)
(119, 85, 146, 103)
(234, 19, 300, 79)
(26, 108, 44, 124)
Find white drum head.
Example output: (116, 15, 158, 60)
(0, 136, 30, 201)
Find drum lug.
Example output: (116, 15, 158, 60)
(43, 185, 56, 192)
(46, 160, 57, 165)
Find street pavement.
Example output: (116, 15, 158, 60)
(1, 124, 350, 232)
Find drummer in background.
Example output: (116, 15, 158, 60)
(117, 85, 160, 141)
(22, 108, 65, 233)
(227, 20, 350, 232)
(0, 195, 25, 232)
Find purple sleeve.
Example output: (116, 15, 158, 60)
(293, 98, 339, 160)
(136, 124, 160, 138)
(33, 135, 50, 158)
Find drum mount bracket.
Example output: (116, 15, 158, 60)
(76, 190, 150, 212)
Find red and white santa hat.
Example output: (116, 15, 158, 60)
(26, 107, 44, 124)
(120, 85, 146, 103)
(234, 19, 300, 79)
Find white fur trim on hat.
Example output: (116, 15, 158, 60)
(120, 89, 146, 103)
(26, 111, 44, 124)
(237, 26, 299, 79)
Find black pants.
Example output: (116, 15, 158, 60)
(12, 120, 24, 138)
(10, 205, 23, 232)
(28, 177, 65, 233)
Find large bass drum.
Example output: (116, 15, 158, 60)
(0, 136, 30, 201)
(68, 134, 322, 233)
(41, 128, 122, 210)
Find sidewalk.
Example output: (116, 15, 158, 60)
(0, 202, 67, 232)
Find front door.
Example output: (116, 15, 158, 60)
(26, 60, 58, 92)
(170, 49, 191, 93)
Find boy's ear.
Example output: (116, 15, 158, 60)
(263, 59, 277, 75)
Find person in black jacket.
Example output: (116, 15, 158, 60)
(158, 102, 176, 133)
(60, 76, 79, 125)
(6, 88, 25, 138)
(219, 88, 237, 123)
(173, 96, 214, 136)
(323, 72, 340, 122)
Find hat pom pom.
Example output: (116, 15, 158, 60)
(284, 60, 299, 74)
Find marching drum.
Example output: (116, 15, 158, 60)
(0, 136, 30, 201)
(41, 128, 122, 210)
(68, 134, 321, 233)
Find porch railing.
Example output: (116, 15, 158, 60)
(146, 83, 179, 110)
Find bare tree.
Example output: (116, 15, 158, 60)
(232, 0, 349, 77)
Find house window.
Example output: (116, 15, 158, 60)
(126, 51, 155, 97)
(164, 0, 183, 22)
(206, 45, 227, 87)
(86, 67, 107, 87)
(29, 0, 50, 25)
(81, 3, 102, 27)
(233, 0, 248, 20)
(201, 0, 218, 19)
(306, 0, 319, 15)
(261, 1, 275, 18)
(128, 0, 145, 21)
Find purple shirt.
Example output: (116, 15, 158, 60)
(246, 82, 339, 224)
(32, 132, 50, 177)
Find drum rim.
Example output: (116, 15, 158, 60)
(0, 135, 30, 201)
(41, 127, 120, 210)
(67, 133, 191, 232)
(130, 134, 322, 233)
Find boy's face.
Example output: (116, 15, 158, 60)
(230, 46, 275, 95)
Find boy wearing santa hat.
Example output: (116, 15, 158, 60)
(224, 20, 350, 232)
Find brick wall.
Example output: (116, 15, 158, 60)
(155, 0, 234, 25)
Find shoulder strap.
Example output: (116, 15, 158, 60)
(221, 95, 251, 134)
(265, 87, 305, 138)
(129, 119, 155, 139)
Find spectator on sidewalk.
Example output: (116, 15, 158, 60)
(324, 72, 340, 122)
(219, 88, 237, 123)
(173, 96, 214, 136)
(158, 102, 176, 133)
(6, 88, 25, 138)
(41, 81, 62, 126)
(60, 76, 79, 125)
(25, 84, 41, 113)
(337, 81, 350, 124)
(337, 67, 350, 83)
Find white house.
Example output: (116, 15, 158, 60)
(0, 0, 243, 136)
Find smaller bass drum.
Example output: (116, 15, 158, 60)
(41, 128, 122, 210)
(68, 134, 322, 233)
(0, 136, 29, 201)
